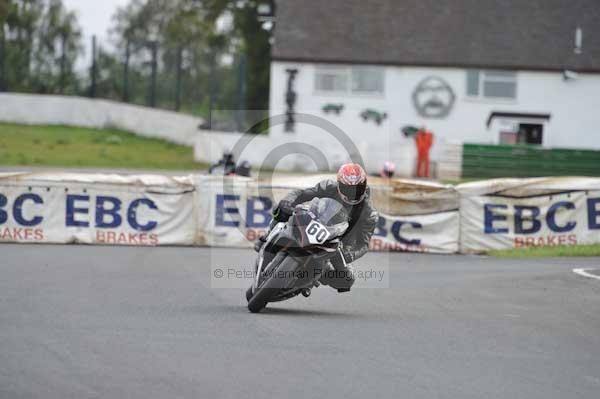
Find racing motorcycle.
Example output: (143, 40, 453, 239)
(246, 197, 350, 313)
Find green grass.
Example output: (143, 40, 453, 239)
(490, 244, 600, 258)
(0, 123, 207, 170)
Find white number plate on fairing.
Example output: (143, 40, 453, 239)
(305, 221, 331, 244)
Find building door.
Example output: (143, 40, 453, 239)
(517, 123, 543, 145)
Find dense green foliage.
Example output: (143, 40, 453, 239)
(0, 0, 82, 93)
(107, 0, 271, 118)
(0, 0, 272, 122)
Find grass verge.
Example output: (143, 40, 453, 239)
(0, 122, 207, 170)
(490, 244, 600, 258)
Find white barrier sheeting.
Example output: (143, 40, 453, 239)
(193, 175, 459, 253)
(457, 177, 600, 197)
(458, 177, 600, 253)
(369, 178, 459, 253)
(0, 173, 196, 245)
(3, 173, 598, 254)
(371, 210, 459, 253)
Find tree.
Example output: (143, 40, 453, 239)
(230, 1, 271, 112)
(3, 0, 44, 91)
(0, 0, 82, 93)
(108, 0, 272, 122)
(199, 0, 273, 112)
(33, 0, 82, 93)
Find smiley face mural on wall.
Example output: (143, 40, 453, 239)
(412, 76, 456, 118)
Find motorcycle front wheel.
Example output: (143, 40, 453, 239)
(247, 254, 299, 313)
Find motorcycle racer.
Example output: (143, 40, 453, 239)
(256, 163, 379, 292)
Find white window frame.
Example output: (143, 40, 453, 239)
(350, 66, 385, 95)
(314, 65, 385, 96)
(314, 66, 351, 94)
(466, 70, 517, 101)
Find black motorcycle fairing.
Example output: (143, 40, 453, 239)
(249, 197, 351, 310)
(292, 198, 349, 247)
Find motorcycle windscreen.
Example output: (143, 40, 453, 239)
(307, 198, 349, 237)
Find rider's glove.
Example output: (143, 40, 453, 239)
(341, 246, 355, 264)
(273, 200, 293, 222)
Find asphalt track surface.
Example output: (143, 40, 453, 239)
(1, 245, 600, 399)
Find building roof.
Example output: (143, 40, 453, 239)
(272, 0, 600, 72)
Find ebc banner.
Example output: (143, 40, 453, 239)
(371, 211, 459, 254)
(207, 182, 459, 253)
(460, 191, 600, 252)
(0, 182, 195, 246)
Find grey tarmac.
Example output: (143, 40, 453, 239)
(1, 244, 599, 399)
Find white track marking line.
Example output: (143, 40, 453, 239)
(573, 268, 600, 281)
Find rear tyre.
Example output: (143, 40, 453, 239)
(247, 255, 298, 313)
(246, 286, 253, 302)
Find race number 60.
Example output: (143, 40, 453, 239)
(306, 221, 330, 244)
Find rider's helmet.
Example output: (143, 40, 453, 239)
(235, 160, 251, 177)
(337, 163, 368, 205)
(223, 151, 234, 163)
(380, 161, 396, 178)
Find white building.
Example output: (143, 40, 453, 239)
(267, 0, 600, 176)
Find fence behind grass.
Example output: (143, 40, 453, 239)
(462, 144, 600, 178)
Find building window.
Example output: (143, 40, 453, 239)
(351, 67, 384, 93)
(315, 66, 349, 93)
(466, 70, 517, 99)
(315, 65, 384, 95)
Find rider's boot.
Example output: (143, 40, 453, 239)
(319, 259, 354, 293)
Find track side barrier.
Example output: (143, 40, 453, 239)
(194, 175, 460, 254)
(3, 173, 600, 254)
(458, 177, 600, 253)
(0, 172, 196, 246)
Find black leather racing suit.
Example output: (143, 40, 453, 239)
(279, 179, 379, 291)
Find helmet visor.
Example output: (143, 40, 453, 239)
(339, 183, 366, 204)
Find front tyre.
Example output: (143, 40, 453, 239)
(247, 255, 299, 313)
